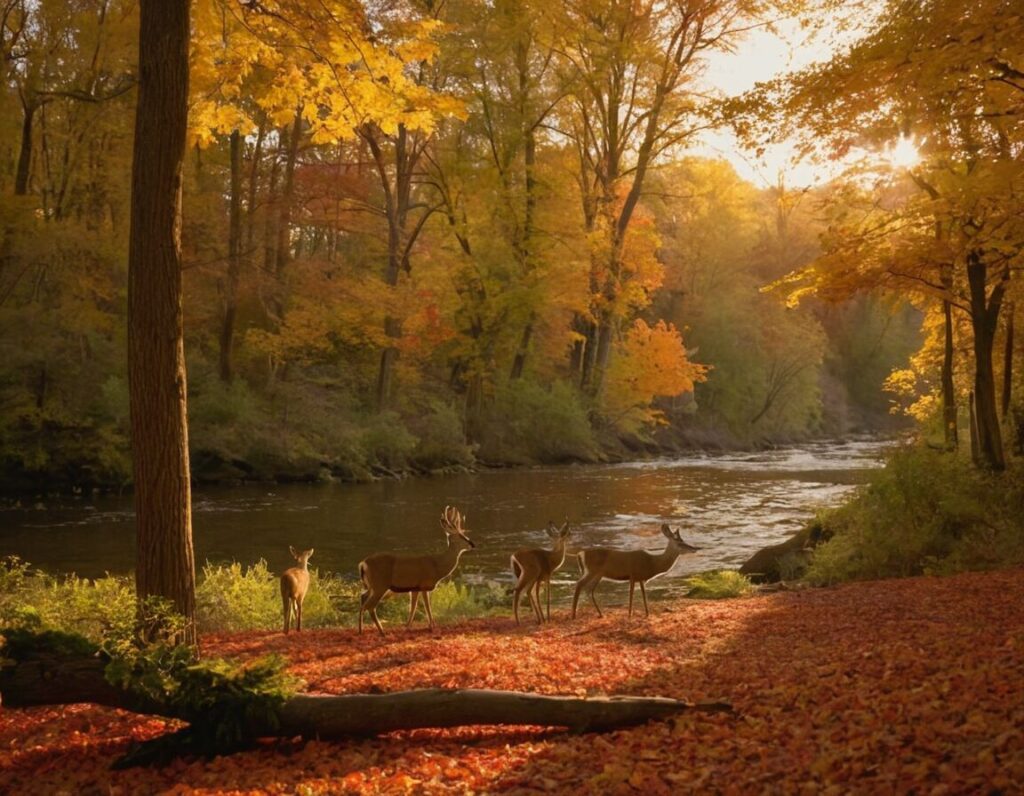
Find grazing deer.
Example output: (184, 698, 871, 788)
(358, 505, 475, 635)
(510, 521, 571, 625)
(572, 525, 699, 619)
(281, 546, 314, 634)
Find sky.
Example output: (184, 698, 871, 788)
(692, 19, 845, 188)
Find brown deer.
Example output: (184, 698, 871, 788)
(281, 546, 314, 633)
(572, 525, 699, 619)
(510, 521, 571, 625)
(357, 505, 475, 635)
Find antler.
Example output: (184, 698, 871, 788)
(441, 505, 465, 533)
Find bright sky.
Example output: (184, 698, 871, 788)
(692, 19, 846, 188)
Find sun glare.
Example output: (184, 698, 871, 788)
(884, 136, 921, 170)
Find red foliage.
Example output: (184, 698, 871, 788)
(3, 569, 1024, 793)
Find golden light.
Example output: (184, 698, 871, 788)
(883, 136, 921, 170)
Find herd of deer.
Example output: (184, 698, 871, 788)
(280, 505, 701, 635)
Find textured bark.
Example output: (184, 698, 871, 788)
(1002, 302, 1013, 420)
(0, 652, 730, 737)
(274, 108, 302, 277)
(127, 0, 197, 645)
(966, 251, 1006, 471)
(14, 96, 35, 196)
(218, 130, 242, 383)
(942, 298, 958, 451)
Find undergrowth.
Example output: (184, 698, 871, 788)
(805, 445, 1024, 585)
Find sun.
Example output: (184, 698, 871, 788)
(883, 136, 921, 170)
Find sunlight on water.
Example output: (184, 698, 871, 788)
(0, 439, 891, 601)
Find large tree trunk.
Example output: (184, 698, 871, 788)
(127, 0, 197, 645)
(0, 649, 730, 738)
(941, 299, 958, 451)
(966, 250, 1006, 471)
(218, 130, 243, 383)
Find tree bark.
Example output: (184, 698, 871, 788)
(942, 298, 958, 451)
(0, 651, 731, 738)
(14, 95, 35, 196)
(1002, 302, 1013, 420)
(966, 250, 1006, 470)
(218, 130, 243, 383)
(127, 0, 197, 645)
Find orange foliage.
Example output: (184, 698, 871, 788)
(3, 569, 1024, 793)
(602, 319, 708, 431)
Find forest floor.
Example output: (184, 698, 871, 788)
(2, 568, 1023, 794)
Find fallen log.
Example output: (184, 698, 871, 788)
(1, 646, 732, 738)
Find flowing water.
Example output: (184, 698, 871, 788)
(0, 439, 888, 600)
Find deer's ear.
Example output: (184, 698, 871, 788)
(289, 545, 298, 558)
(661, 524, 673, 538)
(561, 521, 570, 534)
(305, 548, 314, 559)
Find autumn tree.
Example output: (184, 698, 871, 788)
(128, 0, 196, 643)
(555, 0, 769, 395)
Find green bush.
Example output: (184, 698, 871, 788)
(684, 570, 755, 599)
(408, 399, 476, 469)
(805, 446, 1024, 585)
(477, 380, 599, 464)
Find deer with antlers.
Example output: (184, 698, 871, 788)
(572, 524, 700, 619)
(510, 521, 572, 625)
(357, 505, 475, 635)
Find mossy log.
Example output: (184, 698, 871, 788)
(0, 648, 732, 737)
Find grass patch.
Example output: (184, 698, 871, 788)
(684, 570, 754, 599)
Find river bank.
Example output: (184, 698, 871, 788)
(2, 566, 1021, 793)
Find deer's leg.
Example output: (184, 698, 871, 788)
(296, 597, 303, 632)
(640, 580, 649, 617)
(573, 573, 597, 618)
(282, 595, 291, 634)
(361, 590, 386, 636)
(407, 591, 421, 626)
(423, 590, 435, 629)
(588, 577, 604, 618)
(513, 573, 531, 625)
(531, 581, 543, 624)
(628, 580, 636, 618)
(546, 578, 552, 622)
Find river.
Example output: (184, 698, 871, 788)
(0, 439, 888, 599)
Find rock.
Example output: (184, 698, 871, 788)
(739, 520, 831, 583)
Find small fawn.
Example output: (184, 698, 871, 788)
(573, 524, 699, 618)
(281, 546, 314, 634)
(510, 521, 571, 624)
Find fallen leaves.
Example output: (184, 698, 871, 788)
(2, 568, 1024, 793)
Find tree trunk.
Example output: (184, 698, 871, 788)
(1002, 302, 1013, 420)
(127, 0, 197, 645)
(510, 320, 534, 381)
(942, 298, 958, 450)
(218, 130, 242, 383)
(275, 108, 302, 277)
(14, 97, 35, 196)
(0, 650, 731, 738)
(966, 251, 1006, 471)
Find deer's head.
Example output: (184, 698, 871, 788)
(546, 521, 571, 544)
(441, 505, 475, 551)
(661, 524, 700, 554)
(289, 546, 315, 567)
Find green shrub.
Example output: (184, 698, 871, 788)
(477, 380, 599, 464)
(408, 399, 476, 469)
(805, 445, 1024, 585)
(684, 570, 755, 599)
(196, 560, 348, 633)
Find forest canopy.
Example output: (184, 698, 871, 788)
(1, 0, 974, 492)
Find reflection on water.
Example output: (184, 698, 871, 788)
(0, 439, 888, 599)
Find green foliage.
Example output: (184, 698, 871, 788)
(408, 399, 476, 469)
(477, 380, 599, 464)
(196, 560, 346, 633)
(805, 446, 1024, 585)
(684, 570, 755, 599)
